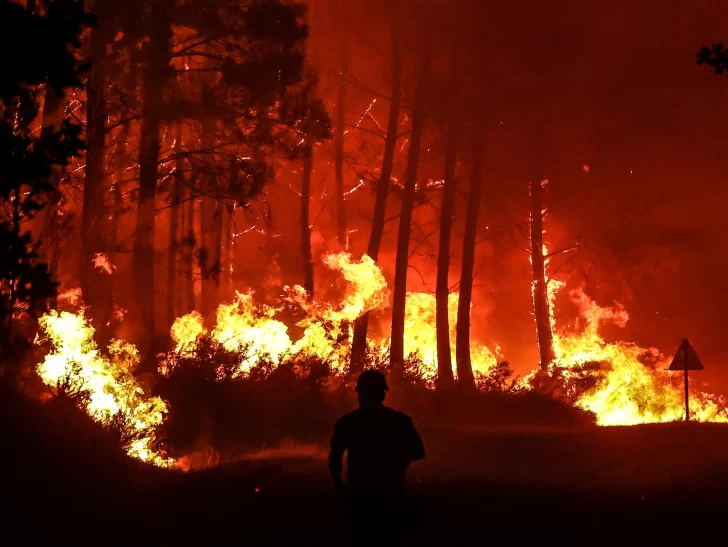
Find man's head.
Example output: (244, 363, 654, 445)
(355, 369, 388, 406)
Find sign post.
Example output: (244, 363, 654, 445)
(668, 339, 704, 421)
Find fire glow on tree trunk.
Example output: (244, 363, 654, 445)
(390, 51, 431, 368)
(133, 0, 173, 360)
(301, 141, 314, 298)
(200, 129, 222, 319)
(455, 126, 485, 391)
(111, 62, 137, 325)
(334, 42, 348, 247)
(221, 202, 233, 300)
(40, 84, 61, 311)
(166, 123, 183, 331)
(220, 159, 237, 301)
(530, 178, 555, 370)
(183, 188, 196, 315)
(434, 45, 459, 389)
(350, 21, 401, 371)
(82, 12, 113, 339)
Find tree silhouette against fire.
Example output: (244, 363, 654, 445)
(0, 0, 91, 373)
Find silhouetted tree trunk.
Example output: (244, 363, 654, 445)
(300, 141, 314, 297)
(455, 126, 485, 392)
(434, 50, 460, 390)
(334, 43, 348, 246)
(530, 178, 555, 369)
(211, 199, 223, 306)
(200, 196, 223, 315)
(134, 0, 173, 359)
(350, 22, 401, 371)
(199, 117, 224, 319)
(112, 62, 137, 305)
(183, 189, 196, 314)
(40, 83, 61, 310)
(166, 123, 183, 330)
(82, 14, 113, 338)
(220, 160, 236, 301)
(199, 197, 217, 317)
(390, 52, 430, 369)
(221, 203, 233, 299)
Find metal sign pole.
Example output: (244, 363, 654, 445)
(669, 339, 703, 422)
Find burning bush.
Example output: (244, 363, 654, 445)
(155, 323, 523, 467)
(35, 310, 173, 466)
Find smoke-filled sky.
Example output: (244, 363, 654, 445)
(264, 0, 728, 390)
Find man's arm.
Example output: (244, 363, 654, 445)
(406, 418, 425, 462)
(328, 419, 347, 494)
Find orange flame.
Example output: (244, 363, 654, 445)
(528, 286, 728, 424)
(36, 310, 174, 466)
(163, 252, 497, 381)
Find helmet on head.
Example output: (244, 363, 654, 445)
(355, 369, 388, 393)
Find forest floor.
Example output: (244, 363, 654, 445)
(5, 389, 728, 545)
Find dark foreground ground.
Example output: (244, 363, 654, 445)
(5, 390, 728, 546)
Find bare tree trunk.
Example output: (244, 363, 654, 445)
(334, 42, 348, 246)
(200, 197, 222, 316)
(112, 62, 137, 317)
(434, 50, 460, 390)
(220, 158, 238, 301)
(301, 141, 314, 297)
(455, 127, 485, 392)
(350, 22, 401, 371)
(530, 178, 555, 369)
(199, 127, 224, 319)
(82, 16, 113, 339)
(200, 194, 210, 314)
(40, 83, 61, 311)
(211, 200, 223, 305)
(221, 203, 233, 300)
(134, 0, 173, 360)
(166, 123, 183, 331)
(390, 51, 430, 369)
(184, 189, 196, 314)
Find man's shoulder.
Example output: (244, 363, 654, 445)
(381, 406, 414, 424)
(334, 409, 359, 428)
(335, 406, 413, 426)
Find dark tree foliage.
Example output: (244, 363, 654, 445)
(0, 0, 91, 364)
(697, 44, 728, 74)
(0, 0, 91, 100)
(110, 0, 330, 351)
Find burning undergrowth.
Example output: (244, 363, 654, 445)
(30, 252, 728, 470)
(157, 337, 515, 470)
(527, 287, 728, 425)
(35, 311, 174, 467)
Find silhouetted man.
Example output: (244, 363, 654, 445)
(329, 369, 425, 546)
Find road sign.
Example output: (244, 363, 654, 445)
(669, 339, 704, 371)
(668, 339, 704, 421)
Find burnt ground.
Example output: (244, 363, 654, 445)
(4, 389, 728, 545)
